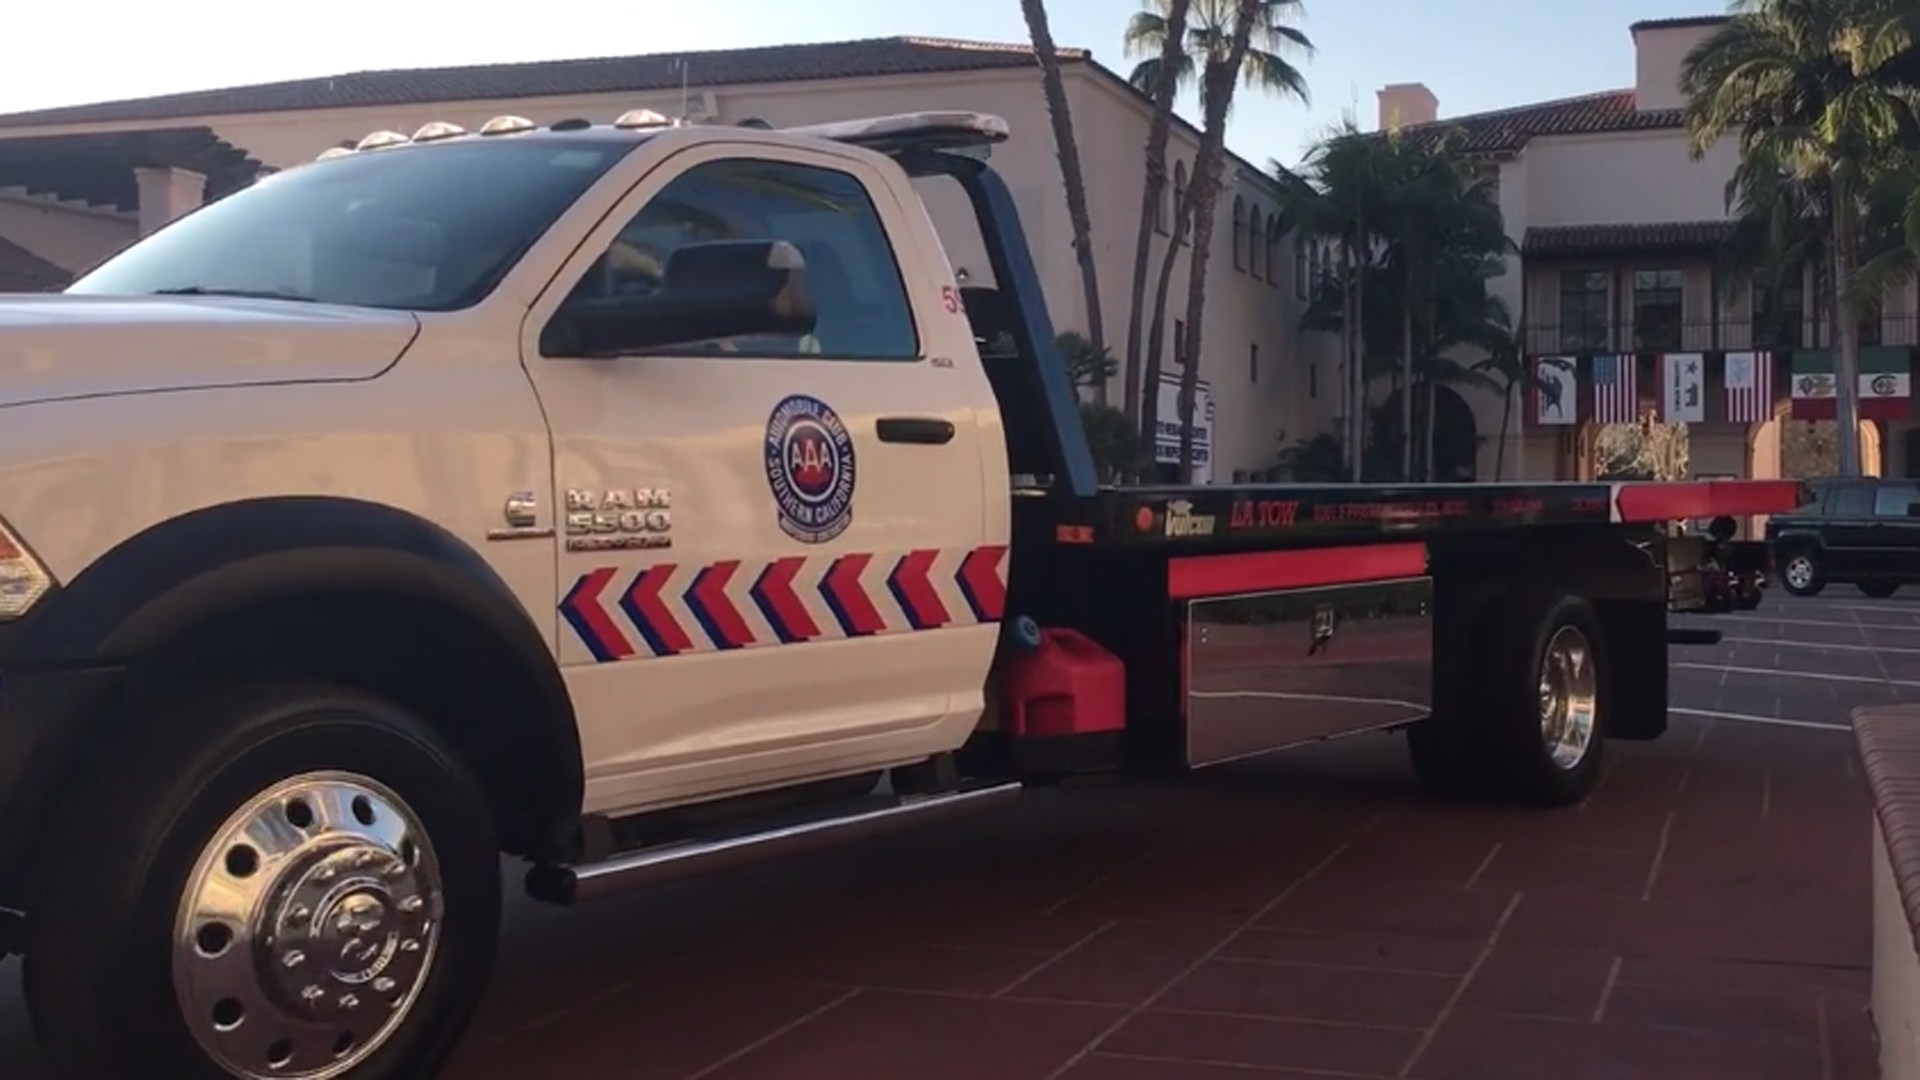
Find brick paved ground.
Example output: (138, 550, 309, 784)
(1, 589, 1906, 1079)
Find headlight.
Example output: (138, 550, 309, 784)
(0, 519, 52, 619)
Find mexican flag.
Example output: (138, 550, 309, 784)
(1789, 348, 1911, 420)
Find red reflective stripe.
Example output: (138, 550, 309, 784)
(1615, 480, 1803, 522)
(1168, 543, 1428, 600)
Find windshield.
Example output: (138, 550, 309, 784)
(68, 138, 634, 312)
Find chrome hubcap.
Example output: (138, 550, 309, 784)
(173, 772, 442, 1079)
(1784, 556, 1814, 589)
(1538, 625, 1598, 771)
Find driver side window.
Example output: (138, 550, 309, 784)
(559, 156, 921, 361)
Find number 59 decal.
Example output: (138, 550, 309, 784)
(940, 284, 963, 313)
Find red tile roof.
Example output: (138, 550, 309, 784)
(1629, 15, 1730, 34)
(1395, 89, 1685, 156)
(1523, 221, 1738, 256)
(0, 37, 1090, 130)
(0, 238, 72, 291)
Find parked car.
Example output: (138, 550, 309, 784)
(1766, 477, 1920, 597)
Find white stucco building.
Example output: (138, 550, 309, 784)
(1358, 14, 1919, 481)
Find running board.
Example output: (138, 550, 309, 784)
(1667, 627, 1723, 646)
(524, 782, 1021, 905)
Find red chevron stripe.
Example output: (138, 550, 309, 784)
(566, 567, 635, 660)
(822, 553, 886, 636)
(887, 549, 950, 629)
(687, 560, 757, 650)
(622, 565, 695, 656)
(957, 545, 1007, 621)
(751, 556, 820, 644)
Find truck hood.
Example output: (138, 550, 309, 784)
(0, 295, 421, 409)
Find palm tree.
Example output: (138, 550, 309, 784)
(1280, 124, 1398, 479)
(1682, 0, 1920, 476)
(1020, 0, 1110, 402)
(1119, 0, 1195, 426)
(1125, 0, 1314, 479)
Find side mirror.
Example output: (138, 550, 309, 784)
(547, 239, 816, 357)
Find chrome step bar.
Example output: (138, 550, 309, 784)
(524, 782, 1021, 905)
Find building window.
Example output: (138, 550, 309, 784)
(1557, 269, 1609, 352)
(1294, 241, 1308, 299)
(1861, 300, 1884, 348)
(1632, 268, 1683, 351)
(1248, 208, 1264, 280)
(1231, 197, 1246, 269)
(1751, 270, 1804, 348)
(1266, 221, 1282, 289)
(1249, 342, 1258, 383)
(1173, 318, 1186, 370)
(1173, 162, 1188, 244)
(1154, 172, 1169, 235)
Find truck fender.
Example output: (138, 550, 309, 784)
(1, 496, 584, 846)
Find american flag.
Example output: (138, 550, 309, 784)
(1724, 351, 1773, 424)
(1590, 354, 1637, 424)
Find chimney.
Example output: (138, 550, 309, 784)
(1629, 16, 1727, 111)
(1376, 83, 1438, 132)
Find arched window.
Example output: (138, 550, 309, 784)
(1294, 236, 1308, 299)
(1247, 207, 1263, 280)
(1172, 161, 1188, 243)
(1154, 172, 1169, 234)
(1231, 196, 1246, 269)
(1266, 220, 1283, 288)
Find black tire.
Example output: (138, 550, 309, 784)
(1859, 582, 1899, 599)
(1779, 549, 1825, 596)
(23, 681, 502, 1080)
(1406, 713, 1493, 801)
(1475, 592, 1609, 807)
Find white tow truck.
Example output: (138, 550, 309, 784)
(0, 109, 1798, 1079)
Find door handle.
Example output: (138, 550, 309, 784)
(876, 417, 956, 445)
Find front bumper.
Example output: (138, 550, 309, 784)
(0, 664, 125, 906)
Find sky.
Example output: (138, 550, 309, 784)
(3, 0, 1728, 167)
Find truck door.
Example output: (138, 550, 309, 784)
(519, 140, 1003, 815)
(1824, 481, 1878, 576)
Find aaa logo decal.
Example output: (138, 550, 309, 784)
(766, 394, 856, 544)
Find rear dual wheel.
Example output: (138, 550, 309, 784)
(1408, 592, 1606, 807)
(24, 683, 500, 1080)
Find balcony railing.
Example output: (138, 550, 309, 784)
(1523, 314, 1920, 356)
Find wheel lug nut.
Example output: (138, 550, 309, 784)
(397, 896, 423, 913)
(302, 984, 325, 1001)
(373, 977, 396, 994)
(283, 950, 306, 968)
(399, 939, 421, 953)
(340, 993, 361, 1009)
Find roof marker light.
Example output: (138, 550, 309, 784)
(479, 115, 537, 136)
(410, 121, 467, 143)
(314, 147, 356, 162)
(354, 130, 409, 151)
(613, 108, 673, 130)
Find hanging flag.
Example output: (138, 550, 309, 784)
(1590, 354, 1637, 424)
(1723, 350, 1773, 424)
(1659, 352, 1705, 423)
(1790, 350, 1837, 419)
(1533, 356, 1576, 426)
(1859, 347, 1911, 420)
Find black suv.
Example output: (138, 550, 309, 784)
(1766, 477, 1920, 597)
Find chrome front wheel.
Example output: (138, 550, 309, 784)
(174, 772, 443, 1079)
